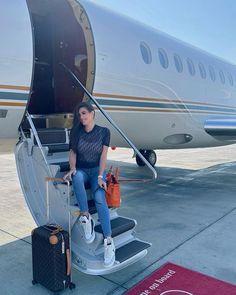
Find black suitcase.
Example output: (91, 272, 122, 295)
(32, 224, 74, 293)
(31, 178, 75, 293)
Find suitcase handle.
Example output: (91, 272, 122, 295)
(66, 249, 71, 276)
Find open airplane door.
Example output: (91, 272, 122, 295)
(0, 1, 32, 138)
(25, 0, 95, 123)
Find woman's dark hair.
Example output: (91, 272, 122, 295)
(72, 101, 95, 127)
(69, 101, 95, 151)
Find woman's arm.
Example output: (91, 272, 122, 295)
(98, 145, 109, 189)
(99, 145, 108, 176)
(63, 150, 77, 180)
(69, 149, 77, 171)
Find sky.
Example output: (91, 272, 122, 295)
(91, 0, 236, 65)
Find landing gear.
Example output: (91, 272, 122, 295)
(136, 150, 157, 167)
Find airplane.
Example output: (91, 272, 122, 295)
(1, 0, 236, 275)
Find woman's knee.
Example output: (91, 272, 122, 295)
(94, 189, 106, 205)
(72, 170, 86, 185)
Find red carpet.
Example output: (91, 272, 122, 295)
(125, 262, 236, 295)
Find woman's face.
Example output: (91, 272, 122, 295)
(78, 107, 94, 126)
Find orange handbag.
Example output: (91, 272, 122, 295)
(106, 167, 121, 208)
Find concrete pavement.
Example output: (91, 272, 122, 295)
(0, 143, 236, 294)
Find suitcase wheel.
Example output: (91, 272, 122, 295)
(69, 282, 76, 290)
(32, 279, 38, 285)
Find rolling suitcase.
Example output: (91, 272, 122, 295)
(31, 177, 75, 293)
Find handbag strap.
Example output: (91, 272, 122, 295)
(115, 167, 119, 180)
(119, 179, 150, 183)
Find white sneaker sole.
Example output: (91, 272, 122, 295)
(104, 254, 115, 268)
(82, 217, 95, 244)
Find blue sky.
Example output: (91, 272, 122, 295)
(91, 0, 236, 65)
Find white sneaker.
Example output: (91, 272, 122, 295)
(79, 214, 95, 244)
(104, 237, 115, 267)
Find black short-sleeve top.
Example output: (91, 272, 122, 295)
(69, 125, 110, 168)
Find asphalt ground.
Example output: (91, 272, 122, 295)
(0, 142, 236, 295)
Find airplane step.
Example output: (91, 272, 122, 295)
(47, 144, 69, 154)
(95, 217, 136, 238)
(30, 128, 70, 153)
(71, 199, 97, 215)
(116, 240, 151, 263)
(52, 161, 69, 172)
(33, 128, 68, 145)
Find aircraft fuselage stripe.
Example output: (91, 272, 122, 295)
(0, 102, 26, 107)
(98, 107, 236, 115)
(0, 84, 30, 91)
(93, 92, 236, 110)
(1, 91, 236, 115)
(95, 98, 236, 113)
(0, 92, 28, 101)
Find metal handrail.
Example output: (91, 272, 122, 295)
(26, 112, 48, 164)
(60, 63, 157, 181)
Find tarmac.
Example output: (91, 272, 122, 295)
(0, 141, 236, 295)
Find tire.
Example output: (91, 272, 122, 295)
(145, 150, 157, 166)
(136, 150, 157, 167)
(136, 150, 145, 166)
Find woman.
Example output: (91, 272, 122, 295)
(63, 101, 115, 267)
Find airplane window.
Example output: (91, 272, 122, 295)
(219, 70, 225, 84)
(208, 66, 216, 82)
(187, 58, 195, 76)
(227, 72, 233, 86)
(174, 54, 183, 73)
(198, 63, 206, 79)
(158, 48, 169, 69)
(140, 42, 152, 64)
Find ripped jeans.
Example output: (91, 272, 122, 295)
(72, 166, 112, 237)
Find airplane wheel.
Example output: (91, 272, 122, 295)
(136, 150, 157, 167)
(136, 149, 146, 166)
(146, 150, 157, 166)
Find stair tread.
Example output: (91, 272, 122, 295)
(95, 217, 135, 237)
(34, 128, 67, 145)
(47, 144, 69, 154)
(73, 199, 96, 214)
(116, 240, 151, 263)
(49, 161, 69, 171)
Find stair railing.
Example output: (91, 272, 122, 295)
(25, 112, 50, 169)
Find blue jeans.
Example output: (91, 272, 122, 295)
(72, 167, 112, 237)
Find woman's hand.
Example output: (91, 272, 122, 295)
(63, 168, 76, 181)
(98, 177, 107, 191)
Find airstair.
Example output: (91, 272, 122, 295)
(15, 65, 157, 275)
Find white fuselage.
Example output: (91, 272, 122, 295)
(0, 0, 236, 149)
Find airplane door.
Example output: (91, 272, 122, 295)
(51, 3, 88, 113)
(0, 1, 33, 138)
